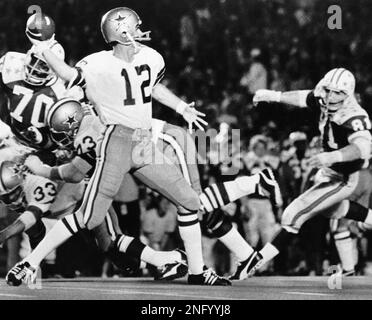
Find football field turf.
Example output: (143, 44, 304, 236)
(0, 276, 371, 300)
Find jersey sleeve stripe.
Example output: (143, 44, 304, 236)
(68, 67, 86, 89)
(154, 67, 165, 86)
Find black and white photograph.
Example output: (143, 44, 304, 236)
(0, 0, 372, 307)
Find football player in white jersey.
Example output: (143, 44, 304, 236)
(23, 98, 281, 281)
(8, 7, 230, 286)
(241, 68, 372, 276)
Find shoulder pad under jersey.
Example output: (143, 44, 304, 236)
(1, 52, 26, 85)
(332, 98, 369, 126)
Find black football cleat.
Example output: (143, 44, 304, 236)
(230, 251, 261, 280)
(6, 261, 36, 287)
(188, 268, 232, 286)
(258, 168, 283, 207)
(246, 252, 264, 278)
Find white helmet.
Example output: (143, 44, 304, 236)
(100, 7, 151, 51)
(315, 68, 355, 112)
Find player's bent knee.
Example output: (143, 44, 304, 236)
(180, 191, 201, 212)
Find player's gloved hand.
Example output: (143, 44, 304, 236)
(253, 89, 282, 106)
(24, 155, 51, 177)
(177, 101, 208, 133)
(31, 36, 60, 58)
(308, 151, 342, 168)
(27, 32, 55, 47)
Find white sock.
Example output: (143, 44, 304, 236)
(218, 227, 254, 261)
(334, 233, 355, 271)
(178, 215, 204, 274)
(259, 243, 280, 263)
(26, 216, 77, 266)
(225, 174, 259, 202)
(140, 247, 182, 268)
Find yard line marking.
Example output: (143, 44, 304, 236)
(0, 293, 34, 298)
(44, 285, 242, 300)
(283, 291, 335, 297)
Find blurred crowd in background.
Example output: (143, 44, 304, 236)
(1, 0, 372, 278)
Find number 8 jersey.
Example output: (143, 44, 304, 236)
(70, 44, 165, 129)
(0, 52, 65, 150)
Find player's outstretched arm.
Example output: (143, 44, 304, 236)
(152, 83, 208, 133)
(253, 89, 312, 108)
(30, 39, 76, 83)
(0, 210, 40, 245)
(42, 48, 76, 82)
(25, 155, 86, 183)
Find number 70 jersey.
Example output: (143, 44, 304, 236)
(75, 45, 165, 129)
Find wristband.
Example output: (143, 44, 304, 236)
(50, 167, 63, 180)
(176, 101, 188, 115)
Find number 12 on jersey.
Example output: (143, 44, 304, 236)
(121, 64, 151, 106)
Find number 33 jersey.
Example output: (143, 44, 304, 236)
(72, 45, 165, 129)
(306, 91, 372, 175)
(0, 52, 65, 150)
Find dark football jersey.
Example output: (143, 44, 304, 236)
(306, 91, 371, 175)
(0, 52, 65, 151)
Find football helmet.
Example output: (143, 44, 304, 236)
(315, 68, 355, 112)
(47, 98, 84, 149)
(0, 161, 24, 208)
(101, 7, 151, 50)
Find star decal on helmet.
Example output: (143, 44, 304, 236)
(110, 13, 130, 32)
(9, 163, 24, 178)
(63, 112, 78, 129)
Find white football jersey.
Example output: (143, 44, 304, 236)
(75, 45, 165, 129)
(23, 173, 58, 213)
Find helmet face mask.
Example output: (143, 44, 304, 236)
(322, 88, 348, 112)
(24, 51, 55, 86)
(47, 99, 84, 150)
(315, 68, 356, 114)
(50, 127, 78, 150)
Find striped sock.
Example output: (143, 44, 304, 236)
(27, 214, 81, 266)
(178, 211, 204, 274)
(200, 183, 230, 213)
(200, 175, 259, 213)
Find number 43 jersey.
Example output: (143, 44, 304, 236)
(72, 44, 165, 129)
(0, 52, 65, 150)
(306, 91, 372, 175)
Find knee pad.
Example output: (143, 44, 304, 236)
(181, 191, 201, 212)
